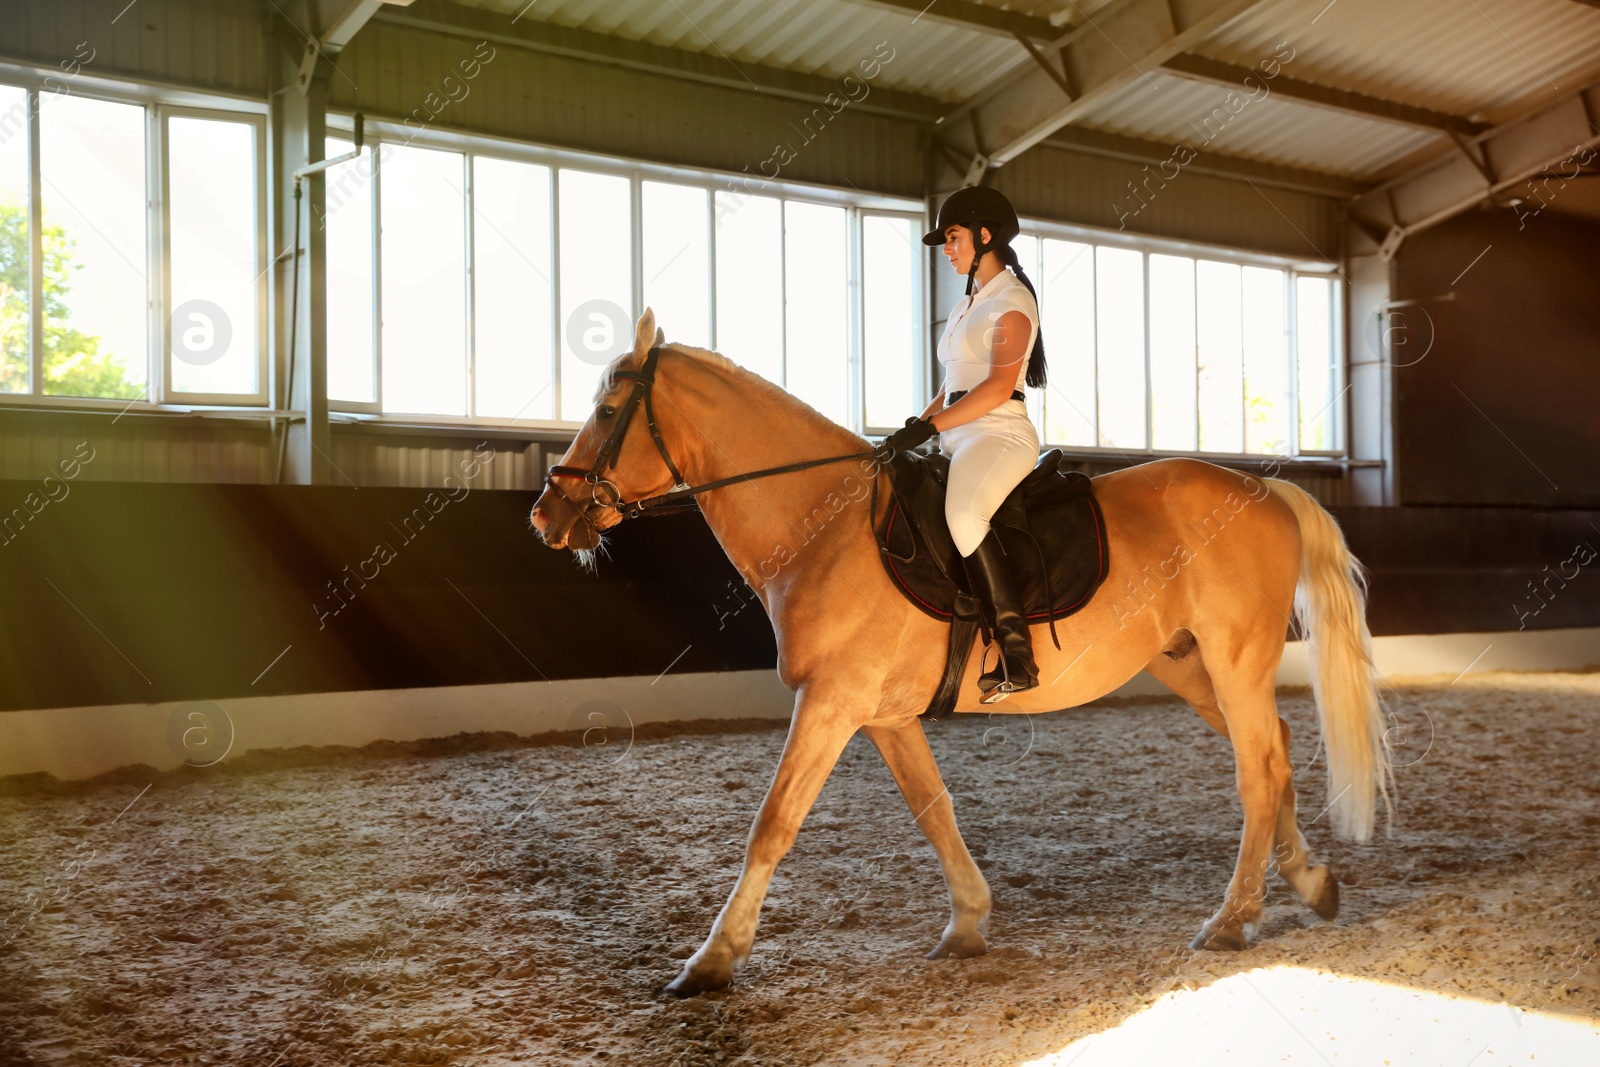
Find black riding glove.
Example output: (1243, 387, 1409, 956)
(876, 416, 938, 462)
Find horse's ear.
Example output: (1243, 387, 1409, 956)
(654, 326, 665, 346)
(634, 308, 657, 354)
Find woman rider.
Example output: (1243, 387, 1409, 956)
(878, 186, 1049, 704)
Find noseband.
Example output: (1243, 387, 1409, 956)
(544, 345, 873, 529)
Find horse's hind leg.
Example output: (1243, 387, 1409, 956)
(1271, 717, 1339, 921)
(862, 722, 990, 959)
(1192, 657, 1296, 951)
(1145, 647, 1337, 933)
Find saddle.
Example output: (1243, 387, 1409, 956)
(873, 447, 1110, 721)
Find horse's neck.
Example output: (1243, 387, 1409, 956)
(675, 362, 881, 596)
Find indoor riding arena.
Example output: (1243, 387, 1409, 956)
(1, 1, 1598, 1065)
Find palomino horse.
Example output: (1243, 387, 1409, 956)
(531, 309, 1391, 997)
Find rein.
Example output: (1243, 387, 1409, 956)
(545, 345, 876, 525)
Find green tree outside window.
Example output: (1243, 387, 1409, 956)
(0, 202, 143, 399)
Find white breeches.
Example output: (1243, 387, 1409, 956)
(938, 399, 1041, 557)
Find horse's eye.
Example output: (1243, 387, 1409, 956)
(598, 405, 616, 419)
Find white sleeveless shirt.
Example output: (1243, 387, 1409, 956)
(937, 268, 1039, 395)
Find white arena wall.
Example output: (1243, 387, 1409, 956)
(2, 627, 1595, 784)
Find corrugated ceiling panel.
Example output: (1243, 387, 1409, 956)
(1076, 69, 1448, 179)
(1200, 0, 1600, 124)
(436, 0, 1600, 182)
(445, 0, 1128, 104)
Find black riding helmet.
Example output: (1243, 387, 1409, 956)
(922, 186, 1021, 296)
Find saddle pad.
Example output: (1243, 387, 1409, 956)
(876, 448, 1110, 625)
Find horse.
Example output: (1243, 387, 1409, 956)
(530, 308, 1391, 998)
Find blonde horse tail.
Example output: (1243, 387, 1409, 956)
(1265, 478, 1393, 843)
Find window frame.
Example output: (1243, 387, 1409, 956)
(0, 62, 268, 415)
(321, 134, 382, 416)
(0, 64, 1334, 454)
(325, 113, 927, 434)
(156, 104, 270, 408)
(1018, 215, 1346, 463)
(855, 204, 927, 436)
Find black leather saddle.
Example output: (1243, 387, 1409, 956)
(872, 447, 1110, 720)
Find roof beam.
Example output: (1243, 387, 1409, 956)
(370, 2, 945, 123)
(842, 0, 1063, 41)
(313, 0, 415, 51)
(1039, 125, 1370, 198)
(1350, 76, 1600, 248)
(1161, 52, 1490, 137)
(934, 0, 1270, 170)
(296, 0, 415, 93)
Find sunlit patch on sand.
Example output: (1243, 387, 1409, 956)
(1024, 965, 1600, 1065)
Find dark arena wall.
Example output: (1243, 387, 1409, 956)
(0, 479, 1594, 712)
(1391, 207, 1600, 509)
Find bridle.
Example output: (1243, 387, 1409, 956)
(543, 345, 874, 531)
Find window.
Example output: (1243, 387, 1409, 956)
(324, 136, 375, 405)
(1148, 253, 1196, 451)
(1296, 276, 1336, 450)
(862, 215, 918, 429)
(1039, 239, 1095, 448)
(0, 85, 29, 394)
(558, 169, 631, 419)
(783, 200, 848, 426)
(474, 156, 553, 420)
(0, 80, 265, 407)
(381, 144, 467, 416)
(2, 79, 1339, 455)
(166, 114, 261, 398)
(1013, 228, 1342, 458)
(714, 191, 782, 386)
(322, 142, 562, 421)
(39, 92, 147, 400)
(5, 88, 924, 428)
(294, 123, 928, 429)
(1095, 245, 1146, 450)
(642, 180, 709, 350)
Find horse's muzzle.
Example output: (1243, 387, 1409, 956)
(531, 488, 602, 551)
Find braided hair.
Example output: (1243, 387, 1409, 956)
(967, 223, 1049, 390)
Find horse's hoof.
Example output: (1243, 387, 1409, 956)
(1190, 922, 1248, 952)
(1306, 865, 1340, 921)
(927, 929, 988, 960)
(662, 960, 734, 998)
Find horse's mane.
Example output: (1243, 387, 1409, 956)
(597, 342, 870, 453)
(574, 341, 875, 577)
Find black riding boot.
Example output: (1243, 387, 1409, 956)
(961, 529, 1039, 704)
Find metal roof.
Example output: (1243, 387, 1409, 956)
(1073, 68, 1449, 180)
(442, 0, 1600, 183)
(446, 0, 1134, 104)
(1197, 0, 1600, 125)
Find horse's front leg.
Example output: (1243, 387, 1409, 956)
(861, 721, 990, 959)
(664, 687, 860, 997)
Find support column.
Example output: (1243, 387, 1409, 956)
(270, 4, 332, 486)
(1345, 218, 1397, 506)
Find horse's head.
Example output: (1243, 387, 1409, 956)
(530, 308, 684, 559)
